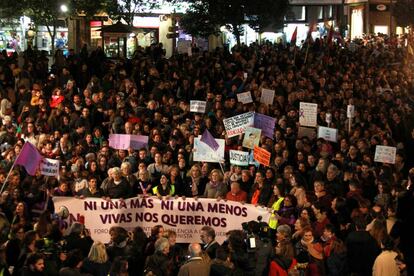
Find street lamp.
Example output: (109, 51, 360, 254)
(60, 4, 68, 13)
(26, 23, 36, 48)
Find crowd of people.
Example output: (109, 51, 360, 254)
(0, 32, 413, 276)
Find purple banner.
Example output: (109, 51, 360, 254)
(254, 113, 276, 139)
(109, 134, 149, 150)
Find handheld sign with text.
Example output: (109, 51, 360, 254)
(190, 100, 207, 113)
(242, 127, 261, 149)
(229, 150, 249, 166)
(223, 112, 254, 138)
(253, 146, 271, 167)
(237, 91, 253, 104)
(299, 102, 318, 127)
(374, 145, 397, 164)
(193, 137, 225, 163)
(40, 158, 60, 178)
(260, 88, 275, 105)
(317, 126, 338, 142)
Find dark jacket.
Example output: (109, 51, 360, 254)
(346, 230, 381, 275)
(81, 259, 111, 276)
(145, 251, 172, 276)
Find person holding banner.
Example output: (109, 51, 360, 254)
(80, 176, 103, 198)
(203, 169, 227, 199)
(152, 174, 175, 197)
(103, 167, 131, 199)
(185, 165, 207, 197)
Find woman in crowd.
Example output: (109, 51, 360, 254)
(152, 174, 175, 197)
(203, 169, 227, 199)
(82, 241, 111, 276)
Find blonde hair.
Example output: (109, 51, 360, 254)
(188, 165, 201, 178)
(87, 241, 108, 264)
(209, 169, 223, 182)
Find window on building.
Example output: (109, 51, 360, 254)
(317, 6, 324, 20)
(324, 5, 333, 19)
(285, 6, 306, 21)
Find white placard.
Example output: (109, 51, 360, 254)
(40, 158, 60, 178)
(53, 196, 271, 244)
(374, 145, 397, 164)
(229, 150, 250, 166)
(223, 112, 255, 138)
(193, 137, 225, 163)
(260, 88, 275, 105)
(237, 91, 253, 104)
(190, 100, 207, 113)
(242, 127, 262, 149)
(347, 105, 355, 118)
(299, 102, 318, 127)
(317, 126, 338, 142)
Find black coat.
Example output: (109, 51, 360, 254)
(345, 230, 380, 275)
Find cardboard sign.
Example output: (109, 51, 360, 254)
(299, 102, 318, 127)
(242, 127, 261, 149)
(317, 126, 338, 142)
(260, 88, 275, 105)
(190, 100, 207, 113)
(193, 137, 225, 163)
(374, 145, 397, 164)
(229, 150, 250, 166)
(253, 146, 271, 167)
(223, 112, 255, 138)
(237, 91, 253, 104)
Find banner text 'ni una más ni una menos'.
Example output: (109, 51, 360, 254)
(53, 196, 271, 244)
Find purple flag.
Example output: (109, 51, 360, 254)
(15, 142, 42, 175)
(254, 113, 276, 139)
(200, 129, 219, 151)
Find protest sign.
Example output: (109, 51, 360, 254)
(53, 196, 271, 244)
(298, 126, 316, 139)
(347, 105, 355, 118)
(299, 102, 318, 127)
(374, 145, 397, 164)
(223, 112, 254, 138)
(109, 134, 149, 150)
(260, 88, 275, 105)
(254, 113, 276, 139)
(177, 40, 192, 54)
(40, 158, 60, 178)
(317, 126, 338, 142)
(237, 91, 253, 104)
(229, 150, 249, 166)
(190, 100, 207, 113)
(242, 127, 261, 149)
(253, 146, 271, 167)
(193, 137, 225, 163)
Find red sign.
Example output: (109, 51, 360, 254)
(253, 146, 271, 167)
